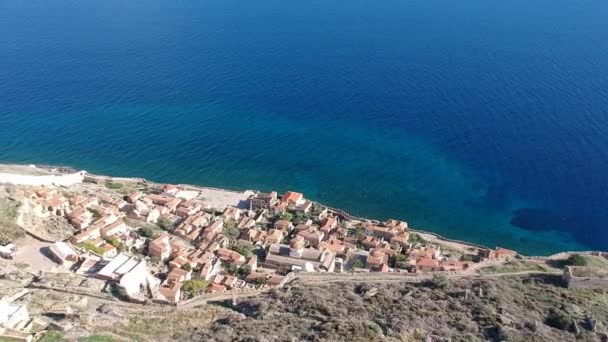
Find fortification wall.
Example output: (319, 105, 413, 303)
(566, 277, 608, 289)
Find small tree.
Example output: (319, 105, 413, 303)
(237, 265, 252, 279)
(106, 237, 125, 252)
(181, 263, 192, 272)
(278, 212, 294, 222)
(139, 226, 158, 239)
(223, 262, 238, 276)
(88, 208, 102, 219)
(223, 220, 239, 241)
(353, 227, 365, 239)
(391, 254, 406, 267)
(158, 217, 174, 231)
(230, 242, 253, 258)
(352, 259, 364, 269)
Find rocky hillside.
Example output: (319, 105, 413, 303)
(189, 274, 607, 342)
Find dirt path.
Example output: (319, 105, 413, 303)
(24, 268, 563, 312)
(290, 269, 561, 286)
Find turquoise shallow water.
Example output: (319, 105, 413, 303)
(1, 0, 608, 255)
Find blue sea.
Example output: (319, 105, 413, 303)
(2, 0, 608, 255)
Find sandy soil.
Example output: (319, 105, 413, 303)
(12, 235, 58, 272)
(183, 186, 254, 210)
(0, 169, 85, 187)
(416, 231, 480, 253)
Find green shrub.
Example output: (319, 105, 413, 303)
(566, 254, 588, 267)
(545, 310, 572, 331)
(106, 236, 124, 252)
(78, 242, 105, 255)
(352, 259, 364, 269)
(223, 262, 238, 276)
(231, 242, 253, 257)
(0, 199, 25, 243)
(88, 208, 102, 219)
(181, 279, 209, 298)
(408, 233, 426, 245)
(461, 254, 475, 262)
(139, 226, 160, 239)
(223, 220, 239, 241)
(105, 182, 123, 190)
(278, 212, 293, 222)
(40, 331, 66, 342)
(158, 216, 174, 231)
(431, 273, 450, 289)
(237, 265, 252, 279)
(353, 227, 365, 239)
(255, 277, 268, 286)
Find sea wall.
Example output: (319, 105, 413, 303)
(84, 173, 146, 185)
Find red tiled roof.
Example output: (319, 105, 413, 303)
(281, 191, 303, 203)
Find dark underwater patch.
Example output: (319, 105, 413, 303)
(510, 208, 569, 232)
(511, 208, 608, 251)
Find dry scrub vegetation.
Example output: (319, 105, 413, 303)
(0, 187, 24, 242)
(186, 275, 608, 342)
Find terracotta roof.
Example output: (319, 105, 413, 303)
(208, 283, 226, 293)
(495, 247, 516, 255)
(416, 258, 439, 268)
(281, 191, 303, 203)
(163, 184, 177, 191)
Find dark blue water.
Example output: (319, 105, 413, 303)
(2, 0, 608, 255)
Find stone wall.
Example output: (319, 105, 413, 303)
(563, 266, 608, 289)
(83, 174, 145, 185)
